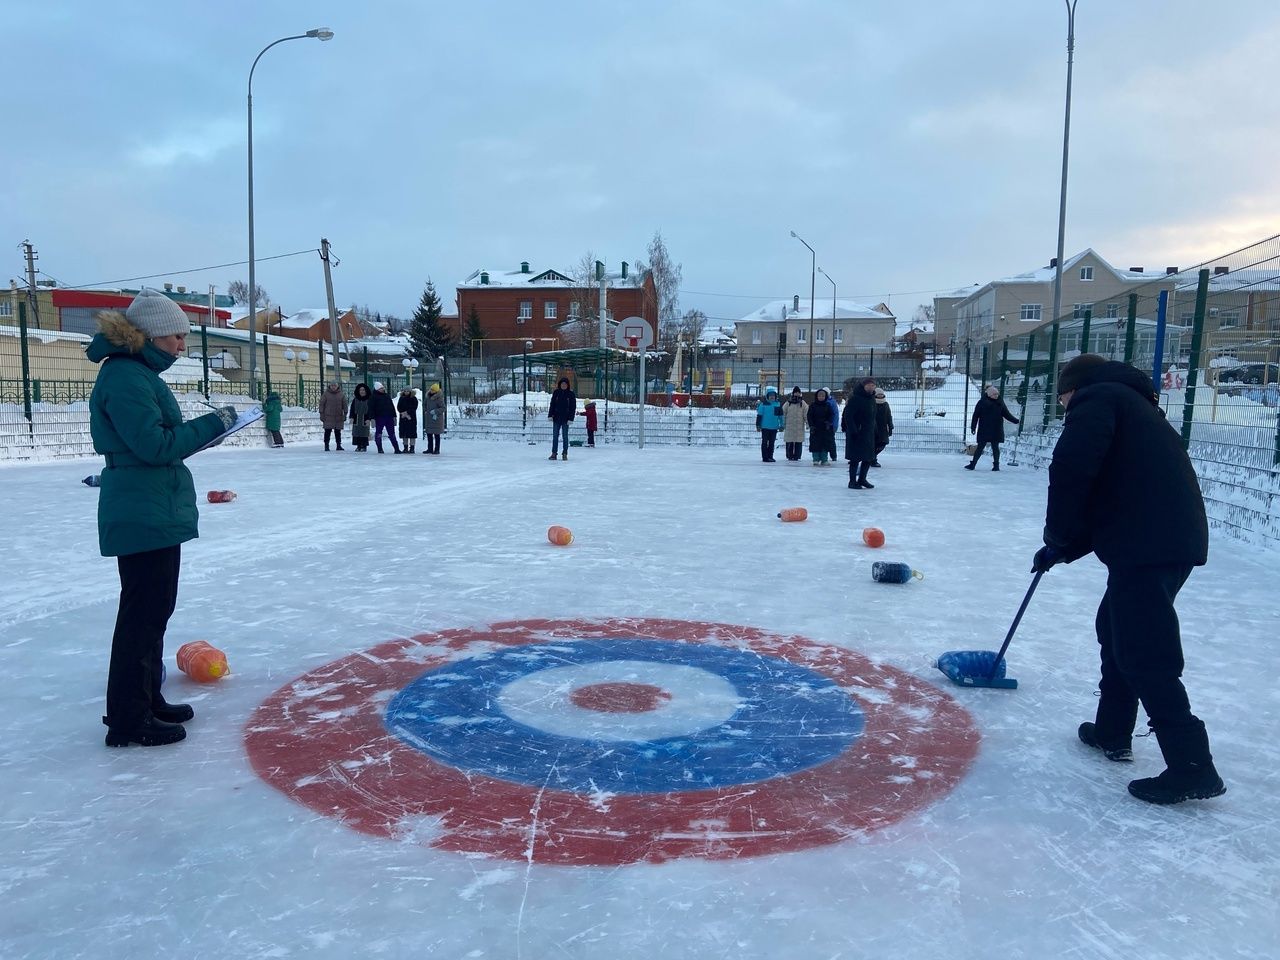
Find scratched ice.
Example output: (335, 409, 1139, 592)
(0, 444, 1273, 960)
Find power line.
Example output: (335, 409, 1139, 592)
(63, 249, 317, 291)
(678, 284, 968, 301)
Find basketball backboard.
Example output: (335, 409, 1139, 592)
(613, 316, 654, 350)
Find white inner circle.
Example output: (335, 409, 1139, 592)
(496, 660, 744, 742)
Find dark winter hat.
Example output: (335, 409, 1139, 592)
(1057, 354, 1108, 395)
(791, 386, 802, 395)
(558, 377, 570, 388)
(126, 287, 189, 338)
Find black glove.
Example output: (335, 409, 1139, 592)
(215, 406, 237, 431)
(1031, 545, 1063, 573)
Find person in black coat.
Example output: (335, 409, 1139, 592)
(396, 388, 419, 454)
(965, 385, 1019, 470)
(547, 376, 576, 460)
(806, 388, 837, 466)
(1032, 354, 1223, 806)
(872, 388, 893, 467)
(841, 378, 878, 489)
(369, 383, 401, 454)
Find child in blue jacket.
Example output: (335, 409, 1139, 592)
(755, 386, 784, 462)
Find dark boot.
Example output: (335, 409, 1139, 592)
(964, 460, 976, 470)
(992, 464, 1000, 471)
(1128, 721, 1225, 804)
(153, 701, 195, 724)
(1077, 722, 1133, 762)
(848, 463, 858, 489)
(104, 715, 186, 748)
(857, 462, 874, 489)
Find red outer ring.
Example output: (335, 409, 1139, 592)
(244, 618, 980, 866)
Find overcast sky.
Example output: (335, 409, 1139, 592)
(5, 1, 1279, 327)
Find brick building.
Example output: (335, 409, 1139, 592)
(450, 261, 657, 358)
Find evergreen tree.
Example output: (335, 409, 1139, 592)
(463, 305, 486, 352)
(408, 279, 454, 360)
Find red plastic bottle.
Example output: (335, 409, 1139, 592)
(777, 507, 808, 522)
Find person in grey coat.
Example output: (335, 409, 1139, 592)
(422, 383, 446, 455)
(318, 381, 346, 451)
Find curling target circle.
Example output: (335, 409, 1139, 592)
(245, 618, 980, 866)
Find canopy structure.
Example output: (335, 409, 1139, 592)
(507, 346, 655, 401)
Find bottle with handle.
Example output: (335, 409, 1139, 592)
(176, 641, 229, 682)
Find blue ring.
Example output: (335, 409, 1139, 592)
(385, 638, 864, 794)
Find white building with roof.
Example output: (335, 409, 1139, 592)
(733, 296, 895, 364)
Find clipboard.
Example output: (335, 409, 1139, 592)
(195, 405, 264, 452)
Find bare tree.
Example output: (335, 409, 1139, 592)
(227, 279, 269, 306)
(559, 250, 601, 349)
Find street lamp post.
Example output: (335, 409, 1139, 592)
(401, 356, 419, 387)
(790, 231, 817, 387)
(246, 27, 333, 399)
(818, 266, 836, 390)
(282, 347, 309, 406)
(1050, 1, 1080, 373)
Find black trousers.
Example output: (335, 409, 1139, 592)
(107, 545, 181, 728)
(1093, 564, 1203, 753)
(323, 428, 343, 448)
(269, 429, 284, 446)
(587, 428, 596, 446)
(849, 460, 871, 483)
(425, 433, 440, 454)
(785, 441, 802, 461)
(972, 441, 1000, 464)
(760, 428, 777, 461)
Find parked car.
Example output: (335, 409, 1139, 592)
(1217, 362, 1280, 385)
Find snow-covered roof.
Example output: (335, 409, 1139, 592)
(936, 283, 981, 300)
(278, 308, 335, 329)
(738, 299, 895, 324)
(459, 264, 646, 289)
(0, 324, 90, 345)
(699, 326, 736, 347)
(345, 335, 410, 357)
(1180, 268, 1280, 294)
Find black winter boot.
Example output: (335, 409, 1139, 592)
(856, 463, 874, 489)
(1078, 722, 1133, 762)
(153, 701, 195, 724)
(1128, 721, 1225, 804)
(848, 463, 858, 489)
(964, 460, 976, 470)
(104, 715, 187, 748)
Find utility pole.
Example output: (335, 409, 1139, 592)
(320, 238, 342, 385)
(22, 240, 40, 329)
(596, 260, 608, 349)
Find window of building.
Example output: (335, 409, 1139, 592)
(796, 328, 807, 344)
(833, 327, 843, 344)
(544, 301, 557, 320)
(569, 301, 581, 319)
(1080, 266, 1094, 281)
(1180, 312, 1196, 325)
(1020, 304, 1042, 322)
(816, 328, 826, 344)
(1073, 303, 1093, 320)
(518, 301, 532, 320)
(0, 300, 12, 317)
(751, 329, 762, 345)
(1106, 303, 1120, 319)
(57, 306, 102, 336)
(1220, 310, 1241, 327)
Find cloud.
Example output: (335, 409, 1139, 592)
(130, 117, 243, 169)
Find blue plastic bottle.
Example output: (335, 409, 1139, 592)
(872, 561, 923, 584)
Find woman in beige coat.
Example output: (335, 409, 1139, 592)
(781, 386, 808, 461)
(318, 381, 346, 451)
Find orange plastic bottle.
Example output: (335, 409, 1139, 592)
(862, 527, 886, 547)
(777, 507, 808, 522)
(547, 525, 574, 546)
(176, 641, 229, 683)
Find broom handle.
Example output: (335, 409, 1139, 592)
(989, 570, 1044, 679)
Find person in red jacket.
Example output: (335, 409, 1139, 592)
(584, 399, 598, 447)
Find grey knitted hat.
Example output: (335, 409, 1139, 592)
(126, 288, 190, 338)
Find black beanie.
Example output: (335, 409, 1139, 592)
(1057, 354, 1107, 394)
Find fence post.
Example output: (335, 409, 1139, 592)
(200, 324, 210, 398)
(17, 302, 33, 433)
(316, 340, 325, 388)
(1080, 307, 1092, 356)
(1042, 322, 1060, 427)
(261, 334, 271, 401)
(1152, 289, 1170, 398)
(1018, 333, 1035, 435)
(1180, 270, 1210, 450)
(980, 344, 989, 386)
(998, 341, 1010, 395)
(362, 347, 370, 387)
(1123, 293, 1138, 365)
(869, 347, 875, 378)
(963, 343, 971, 429)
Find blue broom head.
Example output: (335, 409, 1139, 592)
(936, 650, 1007, 684)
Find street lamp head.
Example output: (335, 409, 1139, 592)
(307, 28, 335, 40)
(789, 230, 798, 238)
(283, 348, 295, 361)
(298, 350, 309, 362)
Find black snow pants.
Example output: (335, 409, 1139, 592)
(106, 545, 181, 729)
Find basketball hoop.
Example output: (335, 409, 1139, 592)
(628, 337, 639, 349)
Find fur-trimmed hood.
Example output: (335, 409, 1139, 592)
(85, 311, 176, 372)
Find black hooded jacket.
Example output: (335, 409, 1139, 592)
(971, 393, 1019, 444)
(548, 381, 577, 424)
(841, 380, 877, 462)
(1045, 361, 1208, 567)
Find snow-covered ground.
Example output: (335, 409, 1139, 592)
(2, 442, 1277, 960)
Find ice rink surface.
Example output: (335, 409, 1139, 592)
(1, 440, 1276, 960)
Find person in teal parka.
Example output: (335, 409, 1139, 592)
(87, 288, 235, 749)
(264, 391, 284, 448)
(755, 385, 784, 462)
